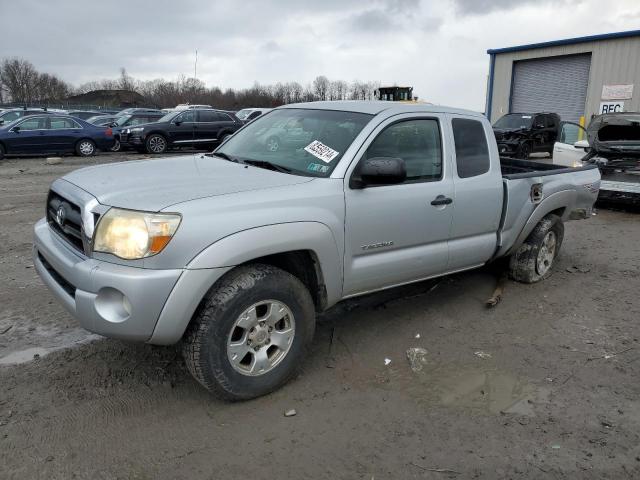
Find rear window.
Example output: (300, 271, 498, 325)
(452, 118, 490, 178)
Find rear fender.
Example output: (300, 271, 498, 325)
(507, 190, 574, 255)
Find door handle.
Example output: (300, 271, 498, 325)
(430, 195, 453, 206)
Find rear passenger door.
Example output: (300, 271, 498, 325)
(48, 116, 82, 151)
(446, 115, 504, 270)
(343, 115, 454, 296)
(194, 110, 222, 144)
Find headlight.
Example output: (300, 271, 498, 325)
(129, 127, 144, 133)
(93, 208, 181, 260)
(572, 160, 584, 168)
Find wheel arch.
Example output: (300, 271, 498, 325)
(149, 222, 342, 345)
(507, 190, 570, 256)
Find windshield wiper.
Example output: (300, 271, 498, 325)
(206, 151, 239, 162)
(243, 159, 292, 174)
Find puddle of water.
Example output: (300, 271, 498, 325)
(401, 364, 549, 415)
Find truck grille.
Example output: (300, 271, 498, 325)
(46, 190, 86, 253)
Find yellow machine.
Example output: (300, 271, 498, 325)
(376, 86, 417, 102)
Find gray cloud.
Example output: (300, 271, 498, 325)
(452, 0, 581, 15)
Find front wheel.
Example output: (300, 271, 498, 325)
(509, 214, 564, 283)
(110, 138, 121, 152)
(182, 264, 315, 400)
(145, 134, 167, 154)
(0, 143, 5, 160)
(76, 139, 96, 157)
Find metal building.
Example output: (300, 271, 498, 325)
(485, 30, 640, 126)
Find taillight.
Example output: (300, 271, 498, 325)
(105, 128, 113, 137)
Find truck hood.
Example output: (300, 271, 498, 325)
(62, 154, 314, 211)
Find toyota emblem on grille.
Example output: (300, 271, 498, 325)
(55, 205, 67, 227)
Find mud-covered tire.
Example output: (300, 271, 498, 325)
(508, 214, 564, 283)
(182, 264, 315, 401)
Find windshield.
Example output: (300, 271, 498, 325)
(215, 108, 372, 177)
(115, 115, 133, 126)
(494, 114, 533, 130)
(157, 111, 178, 123)
(235, 109, 252, 120)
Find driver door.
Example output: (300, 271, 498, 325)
(553, 122, 588, 166)
(169, 110, 196, 144)
(343, 115, 454, 297)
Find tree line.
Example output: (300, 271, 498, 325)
(0, 58, 380, 109)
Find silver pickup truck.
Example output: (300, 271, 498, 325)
(34, 101, 600, 399)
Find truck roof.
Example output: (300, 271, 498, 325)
(280, 100, 484, 118)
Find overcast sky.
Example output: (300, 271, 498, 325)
(2, 0, 639, 110)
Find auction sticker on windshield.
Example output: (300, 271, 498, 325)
(304, 140, 339, 163)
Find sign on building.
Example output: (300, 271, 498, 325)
(601, 84, 634, 100)
(599, 101, 625, 114)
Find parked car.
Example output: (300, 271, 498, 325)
(110, 111, 166, 151)
(67, 110, 104, 120)
(174, 104, 212, 110)
(86, 115, 121, 127)
(493, 112, 560, 158)
(0, 108, 52, 126)
(0, 114, 114, 159)
(235, 107, 272, 124)
(120, 108, 242, 153)
(115, 107, 163, 116)
(33, 101, 600, 400)
(584, 113, 640, 204)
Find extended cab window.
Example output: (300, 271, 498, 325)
(452, 118, 490, 178)
(364, 119, 442, 182)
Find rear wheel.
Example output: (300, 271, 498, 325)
(146, 134, 167, 154)
(0, 143, 5, 160)
(75, 139, 96, 157)
(182, 264, 315, 400)
(509, 214, 564, 283)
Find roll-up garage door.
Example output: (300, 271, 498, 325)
(510, 54, 591, 122)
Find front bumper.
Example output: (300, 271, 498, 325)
(34, 218, 182, 342)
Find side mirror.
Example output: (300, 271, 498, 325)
(352, 157, 406, 188)
(11, 126, 20, 133)
(174, 121, 182, 126)
(535, 123, 545, 129)
(573, 139, 589, 149)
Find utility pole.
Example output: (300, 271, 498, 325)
(194, 49, 198, 80)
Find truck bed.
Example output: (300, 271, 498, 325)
(500, 157, 598, 179)
(495, 157, 601, 260)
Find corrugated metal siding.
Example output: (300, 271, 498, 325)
(510, 54, 591, 122)
(489, 36, 640, 123)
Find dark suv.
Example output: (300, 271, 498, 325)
(492, 112, 560, 159)
(111, 111, 166, 151)
(121, 109, 242, 154)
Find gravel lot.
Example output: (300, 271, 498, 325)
(1, 152, 640, 479)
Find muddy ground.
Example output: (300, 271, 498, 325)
(1, 152, 640, 479)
